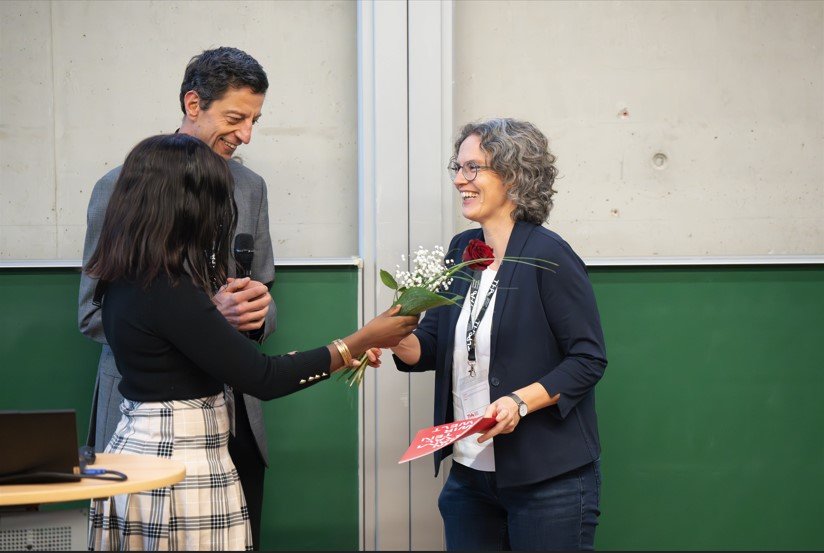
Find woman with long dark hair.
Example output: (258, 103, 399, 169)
(85, 133, 417, 551)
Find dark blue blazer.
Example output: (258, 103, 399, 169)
(395, 221, 607, 487)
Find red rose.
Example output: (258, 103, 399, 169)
(462, 239, 495, 271)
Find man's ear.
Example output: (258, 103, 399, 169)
(183, 90, 202, 120)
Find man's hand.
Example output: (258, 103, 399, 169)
(212, 277, 272, 332)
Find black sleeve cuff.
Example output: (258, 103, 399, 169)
(247, 326, 265, 343)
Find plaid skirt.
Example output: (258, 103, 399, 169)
(88, 393, 252, 551)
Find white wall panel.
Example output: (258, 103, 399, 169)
(453, 0, 824, 257)
(358, 1, 411, 549)
(1, 0, 358, 260)
(408, 1, 453, 550)
(0, 1, 57, 258)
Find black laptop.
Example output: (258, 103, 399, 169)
(0, 409, 82, 484)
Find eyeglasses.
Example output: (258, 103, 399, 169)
(447, 160, 493, 182)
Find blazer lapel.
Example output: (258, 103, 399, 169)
(490, 221, 536, 365)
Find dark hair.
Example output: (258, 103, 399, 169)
(179, 46, 269, 114)
(454, 118, 558, 225)
(86, 134, 237, 294)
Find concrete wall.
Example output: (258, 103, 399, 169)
(2, 1, 821, 262)
(453, 0, 824, 257)
(0, 0, 357, 260)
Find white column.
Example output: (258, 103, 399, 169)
(358, 0, 454, 550)
(358, 0, 410, 550)
(408, 0, 455, 550)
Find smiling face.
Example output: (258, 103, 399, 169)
(454, 134, 516, 226)
(181, 86, 265, 159)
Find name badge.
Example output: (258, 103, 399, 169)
(460, 380, 490, 419)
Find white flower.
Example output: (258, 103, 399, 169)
(393, 246, 452, 293)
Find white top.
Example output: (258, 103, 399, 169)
(451, 268, 498, 472)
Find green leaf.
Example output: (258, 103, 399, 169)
(395, 287, 459, 316)
(380, 269, 399, 290)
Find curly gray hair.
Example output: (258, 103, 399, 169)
(453, 118, 558, 225)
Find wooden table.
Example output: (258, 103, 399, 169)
(0, 453, 186, 507)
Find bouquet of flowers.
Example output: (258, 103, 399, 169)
(338, 238, 555, 386)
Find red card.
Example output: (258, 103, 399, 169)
(398, 416, 497, 464)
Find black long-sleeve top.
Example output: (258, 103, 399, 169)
(101, 274, 330, 402)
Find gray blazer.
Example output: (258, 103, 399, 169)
(77, 158, 276, 465)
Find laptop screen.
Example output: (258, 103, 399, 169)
(0, 409, 81, 484)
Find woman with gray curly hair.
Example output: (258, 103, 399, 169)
(392, 118, 607, 550)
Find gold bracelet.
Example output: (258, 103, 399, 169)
(335, 339, 353, 365)
(333, 339, 353, 366)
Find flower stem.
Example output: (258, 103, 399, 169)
(340, 352, 370, 387)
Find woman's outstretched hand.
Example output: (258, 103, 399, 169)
(334, 306, 419, 387)
(358, 305, 419, 348)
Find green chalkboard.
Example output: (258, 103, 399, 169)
(0, 269, 101, 435)
(590, 265, 824, 550)
(2, 264, 823, 550)
(0, 266, 359, 551)
(257, 266, 360, 551)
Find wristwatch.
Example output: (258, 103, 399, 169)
(507, 392, 528, 417)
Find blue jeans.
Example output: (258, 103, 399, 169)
(438, 459, 601, 551)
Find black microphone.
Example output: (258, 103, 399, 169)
(233, 233, 255, 278)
